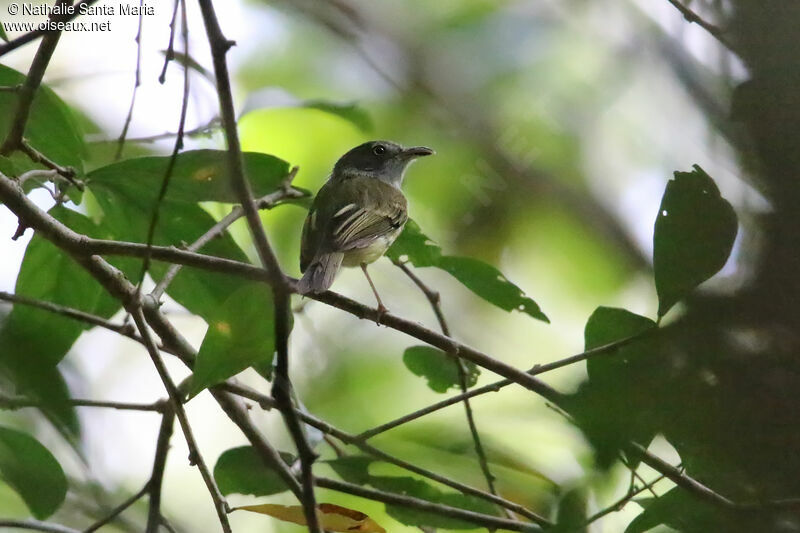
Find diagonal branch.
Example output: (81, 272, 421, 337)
(0, 0, 80, 187)
(315, 477, 542, 532)
(395, 261, 502, 504)
(146, 407, 176, 533)
(221, 382, 552, 528)
(196, 1, 321, 531)
(151, 169, 303, 299)
(0, 172, 747, 517)
(664, 0, 731, 48)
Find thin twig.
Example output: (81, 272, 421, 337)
(583, 471, 669, 527)
(0, 0, 98, 58)
(158, 0, 181, 84)
(151, 169, 302, 299)
(196, 1, 321, 530)
(0, 1, 80, 187)
(314, 477, 542, 533)
(664, 0, 731, 48)
(115, 0, 145, 161)
(0, 394, 164, 413)
(146, 407, 176, 533)
(396, 261, 502, 503)
(0, 173, 750, 517)
(220, 382, 552, 528)
(134, 0, 191, 304)
(83, 483, 151, 533)
(0, 520, 80, 533)
(357, 330, 656, 440)
(130, 307, 232, 532)
(0, 290, 180, 360)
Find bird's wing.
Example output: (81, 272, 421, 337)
(300, 177, 407, 272)
(330, 192, 408, 251)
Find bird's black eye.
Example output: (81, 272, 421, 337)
(372, 145, 386, 156)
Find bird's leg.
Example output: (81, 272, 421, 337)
(361, 263, 387, 322)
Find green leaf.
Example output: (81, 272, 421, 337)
(0, 23, 7, 42)
(214, 446, 294, 497)
(625, 488, 754, 533)
(0, 207, 138, 436)
(653, 165, 737, 317)
(402, 345, 478, 393)
(0, 426, 67, 519)
(565, 307, 658, 468)
(190, 284, 275, 395)
(388, 220, 548, 322)
(303, 100, 374, 133)
(327, 456, 500, 530)
(0, 64, 86, 176)
(87, 149, 293, 205)
(553, 487, 588, 533)
(240, 89, 374, 133)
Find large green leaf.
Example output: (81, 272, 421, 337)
(625, 488, 759, 533)
(0, 207, 138, 436)
(86, 151, 291, 319)
(328, 456, 500, 530)
(213, 446, 294, 497)
(87, 149, 294, 205)
(190, 284, 275, 395)
(565, 307, 658, 468)
(0, 426, 67, 519)
(653, 166, 737, 317)
(402, 345, 478, 393)
(387, 220, 548, 322)
(0, 64, 86, 176)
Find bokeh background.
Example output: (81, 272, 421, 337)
(0, 0, 769, 531)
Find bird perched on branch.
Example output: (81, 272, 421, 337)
(297, 140, 434, 312)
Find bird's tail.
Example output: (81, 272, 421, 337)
(296, 252, 344, 294)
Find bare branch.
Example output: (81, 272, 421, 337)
(0, 394, 164, 413)
(314, 477, 542, 532)
(84, 483, 150, 533)
(130, 307, 231, 532)
(664, 0, 731, 48)
(146, 408, 176, 533)
(151, 169, 303, 299)
(115, 0, 145, 161)
(221, 382, 552, 528)
(0, 0, 99, 58)
(196, 1, 321, 530)
(396, 261, 502, 505)
(0, 290, 181, 360)
(0, 520, 81, 533)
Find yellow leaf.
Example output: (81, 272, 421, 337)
(235, 503, 386, 532)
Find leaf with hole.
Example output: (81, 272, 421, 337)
(653, 165, 737, 317)
(564, 307, 658, 468)
(625, 488, 757, 533)
(388, 221, 548, 322)
(403, 345, 479, 393)
(0, 426, 67, 519)
(213, 446, 294, 497)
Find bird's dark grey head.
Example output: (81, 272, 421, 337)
(332, 140, 434, 187)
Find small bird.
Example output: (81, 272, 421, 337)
(297, 140, 434, 312)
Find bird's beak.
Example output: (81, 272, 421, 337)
(401, 146, 435, 158)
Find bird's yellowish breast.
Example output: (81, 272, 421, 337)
(341, 227, 402, 267)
